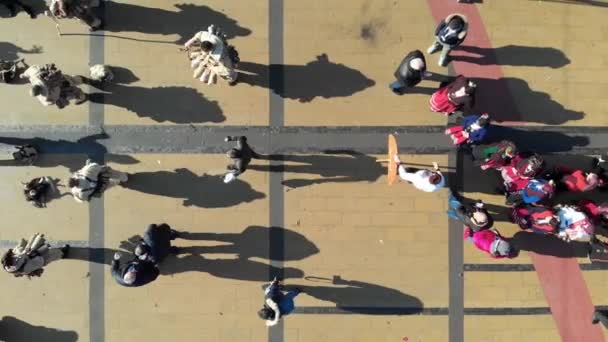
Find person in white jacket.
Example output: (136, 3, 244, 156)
(1, 233, 69, 278)
(68, 159, 128, 202)
(184, 25, 238, 85)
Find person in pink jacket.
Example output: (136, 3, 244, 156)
(463, 227, 517, 258)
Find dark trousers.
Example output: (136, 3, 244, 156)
(595, 310, 608, 329)
(0, 0, 34, 16)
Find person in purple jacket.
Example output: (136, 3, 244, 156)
(445, 113, 490, 145)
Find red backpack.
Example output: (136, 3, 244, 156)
(512, 206, 556, 234)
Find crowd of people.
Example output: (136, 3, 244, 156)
(0, 5, 607, 329)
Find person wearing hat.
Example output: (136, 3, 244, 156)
(463, 227, 516, 259)
(500, 153, 544, 194)
(224, 136, 262, 183)
(430, 75, 477, 116)
(445, 113, 491, 145)
(447, 192, 493, 232)
(133, 224, 181, 265)
(427, 13, 468, 66)
(475, 140, 517, 171)
(394, 155, 445, 192)
(389, 50, 433, 95)
(506, 178, 555, 206)
(111, 252, 159, 287)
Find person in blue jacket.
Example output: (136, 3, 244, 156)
(445, 113, 490, 145)
(427, 13, 468, 66)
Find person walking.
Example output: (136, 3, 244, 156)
(111, 252, 159, 287)
(68, 159, 128, 202)
(20, 64, 86, 108)
(427, 13, 468, 66)
(394, 155, 445, 192)
(1, 233, 69, 278)
(390, 50, 432, 95)
(447, 191, 493, 232)
(133, 224, 180, 265)
(22, 176, 55, 208)
(430, 75, 477, 115)
(463, 227, 516, 259)
(45, 0, 102, 31)
(444, 113, 490, 145)
(224, 136, 262, 183)
(258, 277, 300, 326)
(184, 25, 239, 85)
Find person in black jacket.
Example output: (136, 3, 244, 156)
(427, 13, 468, 66)
(389, 50, 432, 95)
(447, 191, 493, 232)
(134, 223, 180, 265)
(224, 136, 262, 183)
(111, 252, 159, 287)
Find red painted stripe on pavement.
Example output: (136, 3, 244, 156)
(425, 0, 521, 123)
(531, 253, 604, 342)
(426, 1, 604, 341)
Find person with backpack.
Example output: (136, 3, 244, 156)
(505, 178, 555, 206)
(258, 277, 301, 326)
(430, 75, 477, 115)
(389, 49, 432, 95)
(473, 140, 518, 171)
(23, 176, 55, 208)
(511, 205, 559, 235)
(133, 224, 181, 265)
(444, 113, 490, 145)
(68, 159, 128, 202)
(463, 227, 516, 259)
(546, 166, 605, 193)
(447, 191, 493, 232)
(185, 24, 240, 85)
(554, 204, 595, 242)
(111, 252, 159, 287)
(427, 13, 468, 66)
(1, 233, 69, 278)
(500, 153, 544, 193)
(223, 135, 262, 183)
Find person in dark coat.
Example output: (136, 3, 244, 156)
(430, 75, 476, 115)
(0, 0, 36, 18)
(111, 252, 159, 287)
(444, 113, 490, 145)
(447, 191, 493, 232)
(427, 13, 468, 66)
(224, 136, 262, 183)
(389, 50, 431, 95)
(134, 223, 180, 265)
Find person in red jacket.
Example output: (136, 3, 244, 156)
(548, 166, 605, 192)
(430, 75, 476, 115)
(463, 227, 517, 259)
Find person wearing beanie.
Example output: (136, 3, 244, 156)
(427, 13, 468, 66)
(390, 50, 433, 95)
(445, 113, 491, 145)
(463, 227, 516, 259)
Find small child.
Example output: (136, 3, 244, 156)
(445, 113, 490, 145)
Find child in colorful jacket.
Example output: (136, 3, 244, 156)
(445, 113, 490, 145)
(463, 227, 517, 259)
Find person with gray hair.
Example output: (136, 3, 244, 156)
(111, 252, 159, 287)
(390, 49, 432, 95)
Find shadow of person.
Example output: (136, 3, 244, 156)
(122, 168, 266, 208)
(0, 0, 46, 18)
(511, 231, 590, 258)
(471, 77, 585, 124)
(0, 316, 78, 342)
(66, 246, 121, 265)
(104, 2, 251, 44)
(0, 133, 139, 171)
(454, 45, 570, 68)
(249, 151, 384, 189)
(238, 54, 376, 102)
(177, 225, 320, 261)
(532, 0, 608, 7)
(159, 254, 304, 281)
(289, 276, 424, 314)
(484, 126, 589, 153)
(88, 66, 225, 124)
(0, 42, 42, 61)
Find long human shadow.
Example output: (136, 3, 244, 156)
(287, 276, 424, 314)
(248, 151, 384, 189)
(122, 168, 266, 208)
(0, 0, 46, 18)
(104, 2, 251, 44)
(471, 77, 585, 124)
(176, 225, 320, 261)
(0, 133, 139, 171)
(65, 247, 120, 265)
(453, 45, 570, 68)
(238, 54, 376, 102)
(0, 316, 78, 342)
(510, 231, 591, 258)
(531, 0, 608, 7)
(0, 42, 42, 61)
(483, 126, 589, 153)
(88, 67, 225, 124)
